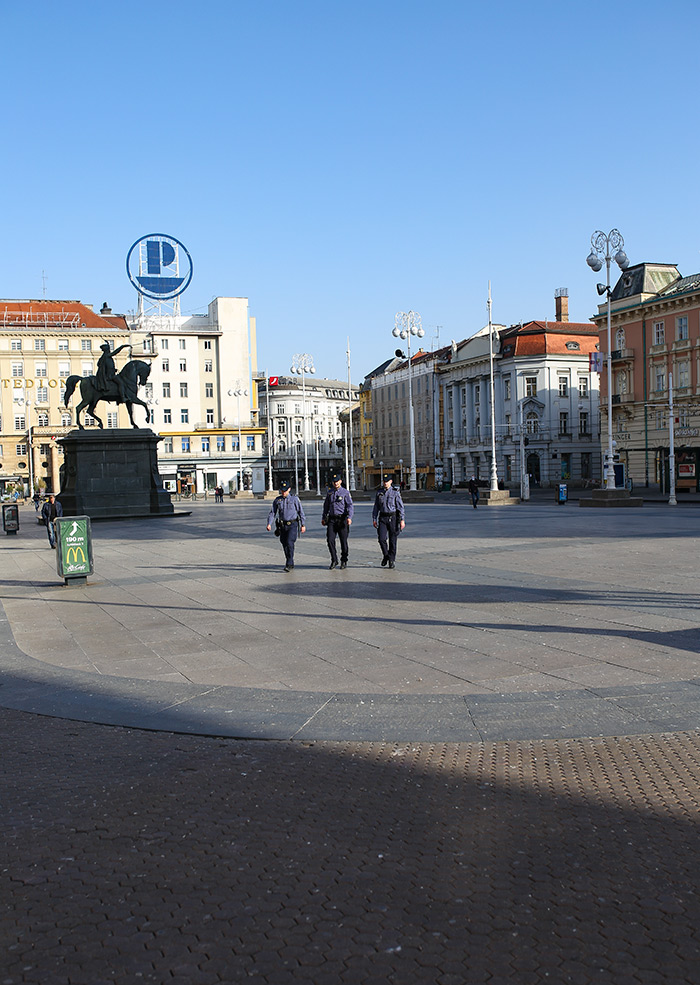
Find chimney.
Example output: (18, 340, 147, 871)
(555, 288, 569, 322)
(100, 301, 112, 315)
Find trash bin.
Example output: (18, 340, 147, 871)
(556, 483, 568, 505)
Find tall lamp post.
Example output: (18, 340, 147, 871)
(230, 380, 248, 492)
(346, 337, 356, 490)
(392, 311, 424, 491)
(290, 354, 315, 491)
(586, 229, 630, 489)
(487, 283, 499, 492)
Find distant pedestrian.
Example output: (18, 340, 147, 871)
(267, 481, 306, 572)
(41, 494, 63, 549)
(468, 476, 479, 509)
(372, 473, 405, 568)
(322, 473, 354, 569)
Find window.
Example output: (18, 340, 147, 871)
(655, 370, 665, 392)
(82, 362, 93, 377)
(205, 383, 213, 398)
(217, 436, 226, 452)
(14, 416, 26, 430)
(558, 377, 568, 397)
(615, 328, 626, 350)
(277, 420, 286, 434)
(12, 362, 23, 377)
(655, 409, 665, 430)
(35, 362, 47, 378)
(579, 411, 589, 435)
(61, 413, 71, 427)
(161, 337, 169, 349)
(16, 443, 27, 455)
(59, 362, 70, 378)
(163, 409, 172, 424)
(107, 412, 118, 428)
(162, 382, 171, 398)
(678, 361, 690, 388)
(34, 338, 45, 351)
(503, 376, 511, 401)
(144, 383, 153, 400)
(205, 360, 212, 372)
(204, 339, 212, 350)
(81, 339, 92, 351)
(179, 339, 186, 350)
(525, 377, 537, 397)
(294, 421, 302, 434)
(181, 437, 190, 453)
(0, 444, 3, 456)
(162, 358, 170, 372)
(294, 403, 301, 415)
(578, 378, 589, 398)
(201, 437, 210, 452)
(654, 321, 665, 345)
(179, 360, 187, 372)
(616, 371, 627, 395)
(105, 340, 115, 352)
(163, 437, 173, 453)
(247, 436, 255, 451)
(526, 413, 539, 434)
(231, 435, 240, 451)
(181, 409, 189, 424)
(677, 316, 689, 341)
(11, 339, 22, 351)
(276, 404, 285, 415)
(206, 409, 214, 424)
(58, 339, 69, 351)
(180, 383, 188, 398)
(36, 387, 48, 403)
(559, 412, 569, 435)
(37, 412, 49, 426)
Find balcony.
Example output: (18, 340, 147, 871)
(610, 348, 634, 361)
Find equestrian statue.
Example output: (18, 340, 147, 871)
(63, 343, 152, 429)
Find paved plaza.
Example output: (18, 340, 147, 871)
(2, 498, 700, 983)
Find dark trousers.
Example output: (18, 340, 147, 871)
(279, 522, 298, 565)
(326, 520, 349, 563)
(470, 491, 479, 509)
(377, 515, 399, 562)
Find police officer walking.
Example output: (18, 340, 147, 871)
(372, 473, 405, 568)
(267, 480, 306, 572)
(322, 473, 354, 569)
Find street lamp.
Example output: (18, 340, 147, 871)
(346, 338, 356, 490)
(230, 380, 248, 492)
(587, 229, 630, 489)
(290, 354, 315, 491)
(392, 311, 424, 491)
(487, 283, 499, 493)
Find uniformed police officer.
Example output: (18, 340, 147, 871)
(372, 473, 405, 568)
(267, 480, 306, 572)
(322, 473, 354, 569)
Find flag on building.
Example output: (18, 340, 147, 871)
(589, 351, 603, 373)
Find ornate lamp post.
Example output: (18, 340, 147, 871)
(586, 229, 630, 489)
(487, 284, 499, 492)
(392, 311, 424, 491)
(290, 354, 315, 491)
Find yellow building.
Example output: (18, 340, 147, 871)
(0, 299, 132, 496)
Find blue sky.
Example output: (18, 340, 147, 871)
(3, 0, 700, 381)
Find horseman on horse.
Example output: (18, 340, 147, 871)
(63, 343, 152, 429)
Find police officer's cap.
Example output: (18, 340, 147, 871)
(330, 473, 342, 483)
(382, 473, 393, 482)
(279, 480, 290, 491)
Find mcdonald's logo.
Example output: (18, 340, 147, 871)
(66, 546, 87, 565)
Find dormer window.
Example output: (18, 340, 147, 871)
(565, 341, 580, 350)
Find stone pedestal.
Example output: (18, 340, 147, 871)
(57, 429, 174, 520)
(579, 488, 643, 508)
(480, 488, 521, 506)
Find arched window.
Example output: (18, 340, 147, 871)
(616, 370, 628, 395)
(615, 327, 626, 350)
(277, 440, 286, 453)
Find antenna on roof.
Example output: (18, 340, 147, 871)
(41, 270, 47, 299)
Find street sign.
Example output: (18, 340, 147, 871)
(55, 516, 93, 583)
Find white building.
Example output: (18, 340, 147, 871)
(126, 297, 266, 493)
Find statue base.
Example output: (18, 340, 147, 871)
(57, 429, 175, 520)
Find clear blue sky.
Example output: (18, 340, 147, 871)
(3, 0, 700, 381)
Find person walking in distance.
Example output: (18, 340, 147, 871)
(372, 473, 405, 568)
(41, 493, 63, 549)
(468, 476, 480, 509)
(322, 472, 354, 569)
(267, 480, 306, 572)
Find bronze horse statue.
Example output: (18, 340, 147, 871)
(63, 360, 152, 429)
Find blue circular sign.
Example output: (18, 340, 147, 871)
(126, 233, 193, 301)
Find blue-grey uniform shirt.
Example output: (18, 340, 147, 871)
(268, 493, 306, 527)
(322, 486, 354, 523)
(372, 485, 405, 522)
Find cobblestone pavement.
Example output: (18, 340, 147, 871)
(3, 707, 700, 985)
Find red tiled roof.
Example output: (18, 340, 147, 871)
(500, 321, 598, 357)
(0, 299, 129, 332)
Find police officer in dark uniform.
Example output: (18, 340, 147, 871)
(267, 480, 306, 572)
(372, 473, 405, 568)
(322, 473, 354, 569)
